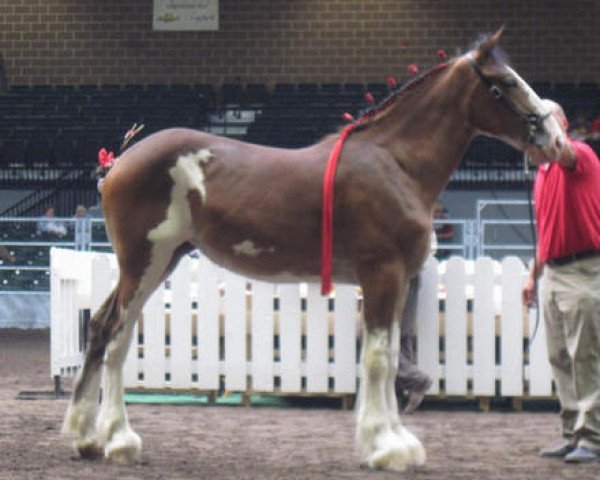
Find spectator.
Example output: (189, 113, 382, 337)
(37, 206, 67, 238)
(0, 245, 15, 263)
(395, 231, 436, 414)
(433, 201, 454, 259)
(522, 99, 600, 464)
(568, 112, 591, 141)
(74, 204, 88, 218)
(86, 202, 104, 218)
(590, 115, 600, 140)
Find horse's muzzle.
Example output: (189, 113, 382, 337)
(528, 129, 550, 148)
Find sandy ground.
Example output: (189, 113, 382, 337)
(0, 328, 598, 480)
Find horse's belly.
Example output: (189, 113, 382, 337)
(192, 236, 356, 286)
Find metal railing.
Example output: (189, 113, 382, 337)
(0, 217, 110, 291)
(0, 211, 538, 292)
(476, 199, 535, 259)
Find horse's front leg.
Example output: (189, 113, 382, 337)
(386, 315, 426, 467)
(356, 262, 426, 471)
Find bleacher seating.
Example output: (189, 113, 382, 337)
(0, 84, 215, 167)
(245, 82, 367, 148)
(1, 80, 597, 170)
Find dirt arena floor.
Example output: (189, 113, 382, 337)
(0, 329, 598, 480)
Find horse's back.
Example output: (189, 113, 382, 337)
(100, 127, 331, 281)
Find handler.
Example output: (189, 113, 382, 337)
(395, 231, 436, 414)
(522, 99, 600, 463)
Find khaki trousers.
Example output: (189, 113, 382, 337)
(397, 275, 430, 392)
(542, 255, 600, 452)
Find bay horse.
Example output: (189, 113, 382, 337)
(63, 29, 564, 471)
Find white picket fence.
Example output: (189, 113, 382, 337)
(50, 247, 555, 400)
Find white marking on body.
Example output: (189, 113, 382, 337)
(232, 239, 275, 257)
(125, 149, 215, 312)
(144, 149, 212, 255)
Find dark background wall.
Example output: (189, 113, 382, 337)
(0, 0, 597, 87)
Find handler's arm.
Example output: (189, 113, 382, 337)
(522, 253, 544, 308)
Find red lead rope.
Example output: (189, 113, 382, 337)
(321, 122, 360, 295)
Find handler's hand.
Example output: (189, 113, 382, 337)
(522, 277, 537, 308)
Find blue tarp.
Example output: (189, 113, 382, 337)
(0, 292, 50, 328)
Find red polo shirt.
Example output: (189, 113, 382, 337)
(534, 139, 600, 263)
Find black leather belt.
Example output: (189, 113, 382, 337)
(547, 249, 600, 267)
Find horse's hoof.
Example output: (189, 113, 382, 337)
(397, 426, 427, 467)
(104, 430, 142, 463)
(359, 429, 412, 471)
(364, 444, 412, 471)
(76, 440, 103, 460)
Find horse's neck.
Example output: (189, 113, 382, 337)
(364, 67, 476, 206)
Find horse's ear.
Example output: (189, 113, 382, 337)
(474, 26, 504, 63)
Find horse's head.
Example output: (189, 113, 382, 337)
(464, 28, 565, 162)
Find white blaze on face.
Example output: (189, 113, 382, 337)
(506, 65, 548, 115)
(506, 66, 565, 155)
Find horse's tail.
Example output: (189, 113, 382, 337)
(70, 287, 120, 405)
(96, 123, 145, 193)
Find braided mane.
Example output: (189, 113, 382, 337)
(348, 31, 506, 131)
(350, 61, 450, 131)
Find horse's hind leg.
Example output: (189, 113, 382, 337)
(62, 281, 141, 462)
(94, 302, 141, 463)
(64, 277, 147, 463)
(64, 240, 191, 462)
(62, 289, 119, 459)
(95, 241, 193, 462)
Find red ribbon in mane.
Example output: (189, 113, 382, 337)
(98, 148, 115, 168)
(321, 121, 362, 295)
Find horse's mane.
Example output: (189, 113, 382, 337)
(347, 62, 449, 132)
(329, 32, 507, 135)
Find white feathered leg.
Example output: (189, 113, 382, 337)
(387, 322, 426, 467)
(62, 291, 120, 459)
(95, 318, 141, 463)
(356, 327, 414, 471)
(62, 364, 103, 457)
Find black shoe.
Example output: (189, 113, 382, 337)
(539, 443, 576, 458)
(403, 377, 433, 414)
(564, 446, 600, 463)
